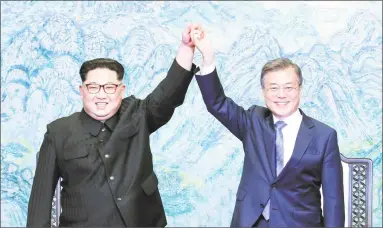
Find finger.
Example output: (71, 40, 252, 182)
(200, 28, 205, 39)
(188, 23, 197, 31)
(183, 25, 191, 35)
(191, 30, 201, 44)
(194, 31, 201, 40)
(190, 23, 201, 31)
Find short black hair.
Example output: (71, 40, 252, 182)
(79, 58, 124, 82)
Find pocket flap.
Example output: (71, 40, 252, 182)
(141, 172, 159, 195)
(236, 188, 247, 201)
(118, 113, 142, 139)
(118, 123, 139, 139)
(63, 145, 89, 160)
(293, 208, 321, 225)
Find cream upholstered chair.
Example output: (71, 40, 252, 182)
(321, 153, 373, 227)
(35, 152, 61, 227)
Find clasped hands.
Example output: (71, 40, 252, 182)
(182, 24, 214, 67)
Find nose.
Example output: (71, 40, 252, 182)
(95, 88, 108, 98)
(276, 88, 287, 98)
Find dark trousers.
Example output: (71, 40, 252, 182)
(252, 214, 269, 228)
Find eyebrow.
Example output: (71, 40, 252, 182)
(269, 82, 294, 86)
(86, 82, 119, 84)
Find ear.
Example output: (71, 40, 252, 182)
(262, 87, 267, 97)
(120, 84, 126, 96)
(79, 85, 84, 99)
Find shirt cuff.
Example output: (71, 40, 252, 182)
(197, 62, 216, 76)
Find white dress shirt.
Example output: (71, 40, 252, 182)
(273, 109, 303, 168)
(197, 62, 216, 76)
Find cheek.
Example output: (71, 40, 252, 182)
(83, 94, 95, 102)
(265, 95, 276, 103)
(108, 95, 121, 104)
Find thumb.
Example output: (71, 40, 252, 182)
(191, 30, 202, 46)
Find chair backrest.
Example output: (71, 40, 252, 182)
(341, 153, 373, 227)
(321, 153, 373, 227)
(36, 152, 61, 227)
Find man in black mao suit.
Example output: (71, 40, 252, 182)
(27, 24, 200, 227)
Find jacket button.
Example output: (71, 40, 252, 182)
(271, 183, 276, 188)
(260, 204, 264, 208)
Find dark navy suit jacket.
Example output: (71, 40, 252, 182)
(196, 69, 345, 227)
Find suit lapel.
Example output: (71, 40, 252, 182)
(276, 110, 315, 181)
(264, 113, 276, 179)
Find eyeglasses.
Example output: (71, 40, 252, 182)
(84, 83, 122, 94)
(266, 85, 300, 94)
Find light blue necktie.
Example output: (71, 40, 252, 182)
(262, 121, 287, 220)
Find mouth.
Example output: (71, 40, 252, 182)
(275, 101, 289, 106)
(95, 102, 108, 109)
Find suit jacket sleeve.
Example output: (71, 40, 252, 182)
(144, 59, 195, 133)
(321, 130, 345, 227)
(27, 125, 59, 227)
(195, 69, 250, 140)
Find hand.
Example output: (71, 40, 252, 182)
(181, 23, 201, 48)
(176, 24, 201, 71)
(190, 26, 214, 67)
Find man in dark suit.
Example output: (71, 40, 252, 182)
(27, 24, 200, 227)
(190, 28, 345, 227)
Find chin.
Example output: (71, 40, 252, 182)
(273, 110, 289, 118)
(92, 115, 109, 121)
(96, 112, 111, 118)
(89, 110, 109, 120)
(95, 108, 119, 120)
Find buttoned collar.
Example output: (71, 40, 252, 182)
(80, 109, 119, 136)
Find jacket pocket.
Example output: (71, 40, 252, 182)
(236, 188, 247, 201)
(305, 149, 320, 155)
(63, 145, 89, 160)
(141, 172, 159, 195)
(293, 208, 321, 226)
(60, 190, 88, 222)
(118, 123, 139, 139)
(118, 113, 142, 139)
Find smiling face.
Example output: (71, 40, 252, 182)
(262, 67, 301, 119)
(79, 68, 126, 121)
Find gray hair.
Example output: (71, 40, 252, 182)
(260, 58, 302, 88)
